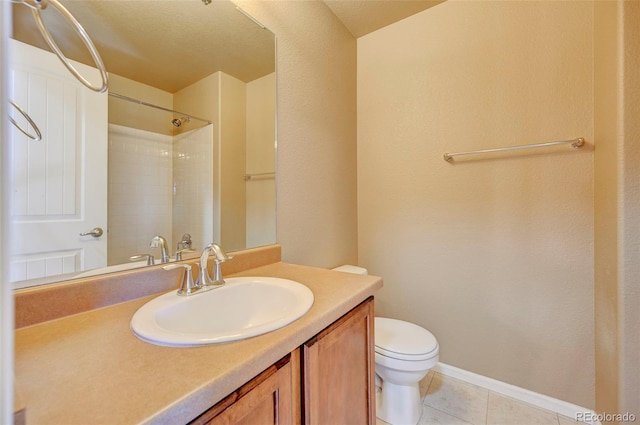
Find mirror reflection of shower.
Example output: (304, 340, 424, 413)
(108, 92, 209, 134)
(107, 91, 214, 267)
(172, 116, 191, 128)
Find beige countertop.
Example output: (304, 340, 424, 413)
(14, 262, 382, 425)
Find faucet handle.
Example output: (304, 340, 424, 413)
(175, 248, 196, 261)
(215, 253, 233, 264)
(163, 264, 199, 296)
(130, 254, 155, 266)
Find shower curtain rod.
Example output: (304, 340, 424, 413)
(443, 137, 585, 162)
(108, 92, 212, 124)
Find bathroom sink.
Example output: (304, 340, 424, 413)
(130, 276, 314, 347)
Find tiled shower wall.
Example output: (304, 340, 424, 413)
(108, 124, 173, 265)
(108, 124, 214, 265)
(172, 125, 214, 252)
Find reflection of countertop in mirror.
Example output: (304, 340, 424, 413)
(14, 246, 382, 424)
(13, 382, 26, 425)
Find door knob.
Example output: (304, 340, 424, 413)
(80, 227, 103, 238)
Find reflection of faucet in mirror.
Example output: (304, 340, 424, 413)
(149, 235, 170, 264)
(129, 254, 155, 266)
(177, 233, 192, 251)
(198, 243, 233, 288)
(175, 233, 195, 261)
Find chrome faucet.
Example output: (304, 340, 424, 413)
(149, 235, 170, 263)
(197, 243, 232, 288)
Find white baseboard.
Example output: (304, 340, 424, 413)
(433, 363, 601, 425)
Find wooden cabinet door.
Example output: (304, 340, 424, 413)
(191, 354, 294, 425)
(302, 297, 375, 425)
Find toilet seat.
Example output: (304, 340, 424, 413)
(375, 317, 439, 361)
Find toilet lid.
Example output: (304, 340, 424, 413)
(375, 317, 439, 361)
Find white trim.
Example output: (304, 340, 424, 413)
(433, 363, 601, 425)
(1, 2, 15, 423)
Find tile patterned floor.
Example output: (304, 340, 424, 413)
(377, 372, 583, 425)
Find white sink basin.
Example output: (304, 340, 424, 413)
(130, 276, 314, 347)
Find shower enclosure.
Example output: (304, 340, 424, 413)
(107, 92, 214, 265)
(106, 69, 276, 266)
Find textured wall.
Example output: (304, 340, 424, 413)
(594, 0, 640, 417)
(358, 1, 595, 408)
(593, 0, 619, 414)
(234, 0, 358, 268)
(619, 2, 640, 415)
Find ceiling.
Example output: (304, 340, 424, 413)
(324, 0, 445, 38)
(11, 0, 444, 93)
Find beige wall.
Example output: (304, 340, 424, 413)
(246, 73, 276, 247)
(234, 0, 358, 267)
(594, 0, 640, 417)
(593, 0, 619, 414)
(618, 2, 640, 415)
(358, 1, 594, 408)
(219, 73, 247, 250)
(108, 74, 174, 135)
(173, 72, 219, 125)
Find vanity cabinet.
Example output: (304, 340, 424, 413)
(190, 297, 375, 425)
(302, 297, 375, 425)
(190, 353, 295, 425)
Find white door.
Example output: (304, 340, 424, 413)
(8, 39, 107, 283)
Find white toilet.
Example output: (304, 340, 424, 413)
(332, 265, 440, 425)
(375, 317, 439, 424)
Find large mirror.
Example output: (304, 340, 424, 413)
(8, 0, 276, 288)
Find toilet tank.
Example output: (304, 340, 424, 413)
(332, 265, 368, 275)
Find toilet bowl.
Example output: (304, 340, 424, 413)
(375, 317, 439, 425)
(331, 265, 440, 425)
